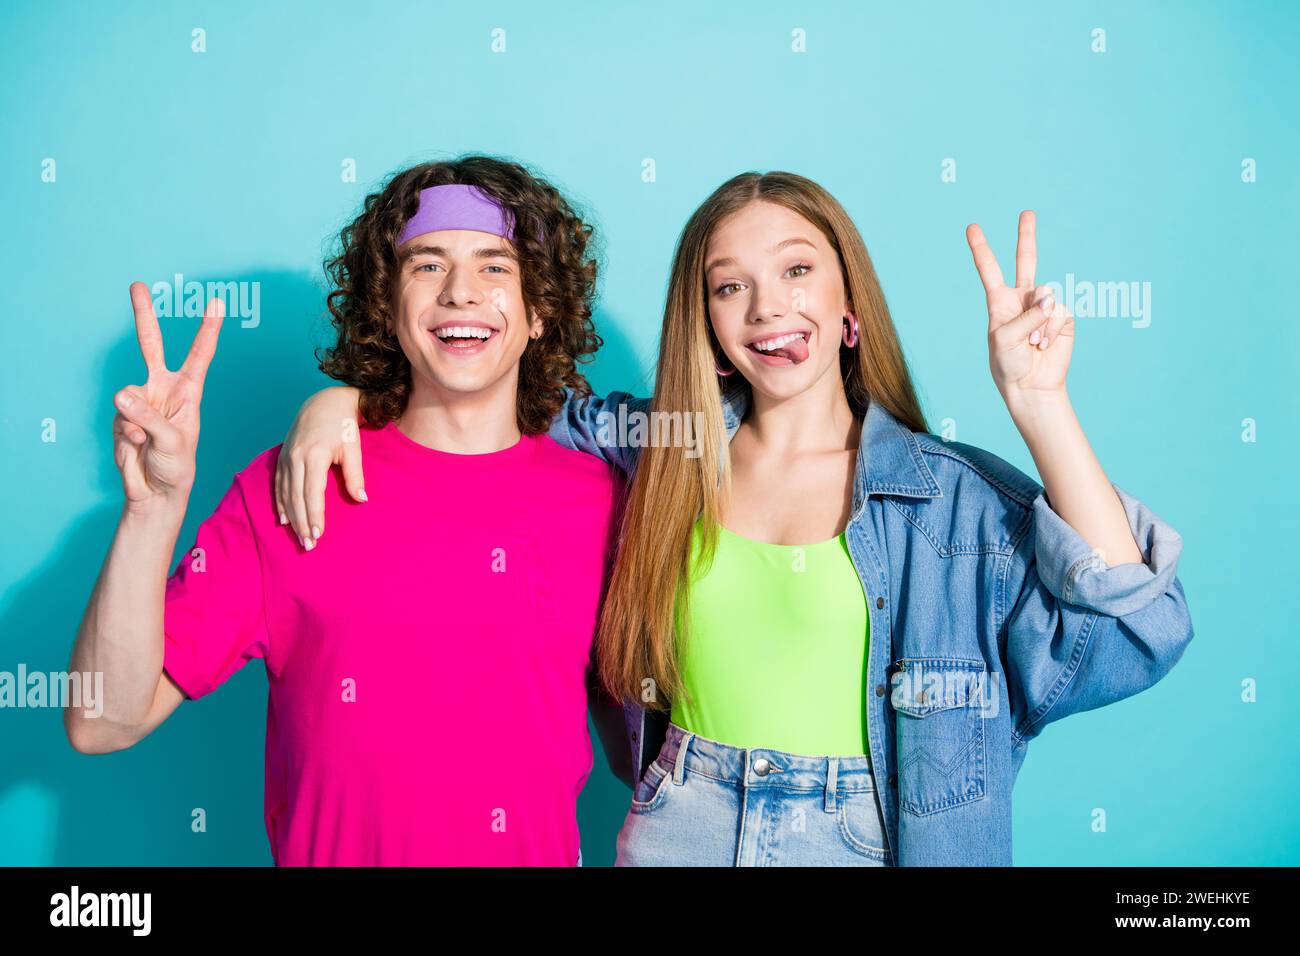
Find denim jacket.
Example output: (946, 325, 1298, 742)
(549, 386, 1194, 866)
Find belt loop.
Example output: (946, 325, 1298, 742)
(824, 757, 839, 812)
(672, 732, 694, 785)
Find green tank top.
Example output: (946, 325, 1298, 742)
(671, 519, 871, 756)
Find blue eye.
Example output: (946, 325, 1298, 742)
(415, 262, 441, 273)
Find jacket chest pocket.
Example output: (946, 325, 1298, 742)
(891, 657, 987, 817)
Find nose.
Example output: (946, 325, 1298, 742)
(749, 280, 786, 323)
(437, 264, 485, 308)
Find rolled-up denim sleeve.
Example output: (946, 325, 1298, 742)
(547, 387, 652, 476)
(1004, 482, 1194, 743)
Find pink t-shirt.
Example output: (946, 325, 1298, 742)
(162, 422, 622, 866)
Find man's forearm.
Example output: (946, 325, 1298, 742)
(68, 499, 187, 744)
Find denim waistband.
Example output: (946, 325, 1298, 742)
(653, 721, 876, 804)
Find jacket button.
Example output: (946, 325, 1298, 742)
(875, 684, 886, 697)
(888, 774, 897, 786)
(876, 596, 885, 609)
(631, 732, 637, 741)
(753, 757, 771, 776)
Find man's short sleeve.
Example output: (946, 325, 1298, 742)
(163, 475, 271, 700)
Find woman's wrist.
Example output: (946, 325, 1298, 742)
(297, 385, 362, 431)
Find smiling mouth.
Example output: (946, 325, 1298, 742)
(745, 330, 810, 366)
(431, 325, 499, 353)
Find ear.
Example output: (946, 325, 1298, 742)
(527, 307, 544, 340)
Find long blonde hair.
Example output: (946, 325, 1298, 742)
(597, 171, 929, 711)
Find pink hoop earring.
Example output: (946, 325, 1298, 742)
(714, 350, 736, 377)
(842, 312, 859, 349)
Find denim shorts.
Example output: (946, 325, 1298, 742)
(615, 721, 892, 866)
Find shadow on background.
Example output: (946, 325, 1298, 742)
(0, 268, 648, 866)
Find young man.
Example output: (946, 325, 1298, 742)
(65, 156, 628, 866)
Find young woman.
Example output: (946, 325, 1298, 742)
(275, 172, 1193, 866)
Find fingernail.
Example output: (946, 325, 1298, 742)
(311, 526, 321, 539)
(117, 392, 133, 408)
(279, 513, 288, 525)
(1039, 335, 1050, 349)
(1039, 295, 1055, 314)
(357, 489, 368, 502)
(301, 536, 314, 551)
(1029, 329, 1041, 345)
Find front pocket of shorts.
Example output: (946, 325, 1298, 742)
(837, 790, 890, 861)
(629, 760, 673, 814)
(892, 658, 987, 816)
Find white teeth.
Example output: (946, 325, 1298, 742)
(434, 326, 493, 340)
(752, 332, 804, 352)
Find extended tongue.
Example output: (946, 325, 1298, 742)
(772, 336, 809, 364)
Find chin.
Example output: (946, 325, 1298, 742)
(432, 370, 502, 393)
(743, 362, 811, 388)
(410, 358, 501, 395)
(743, 376, 810, 403)
(742, 361, 841, 403)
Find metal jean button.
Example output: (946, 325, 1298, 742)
(753, 757, 771, 776)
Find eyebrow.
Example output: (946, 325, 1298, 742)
(400, 244, 517, 264)
(704, 236, 816, 273)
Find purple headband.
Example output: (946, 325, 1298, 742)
(396, 184, 521, 246)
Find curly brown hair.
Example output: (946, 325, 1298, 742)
(317, 155, 602, 432)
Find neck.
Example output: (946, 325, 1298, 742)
(743, 368, 859, 455)
(396, 373, 522, 453)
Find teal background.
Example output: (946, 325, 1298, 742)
(2, 0, 1296, 866)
